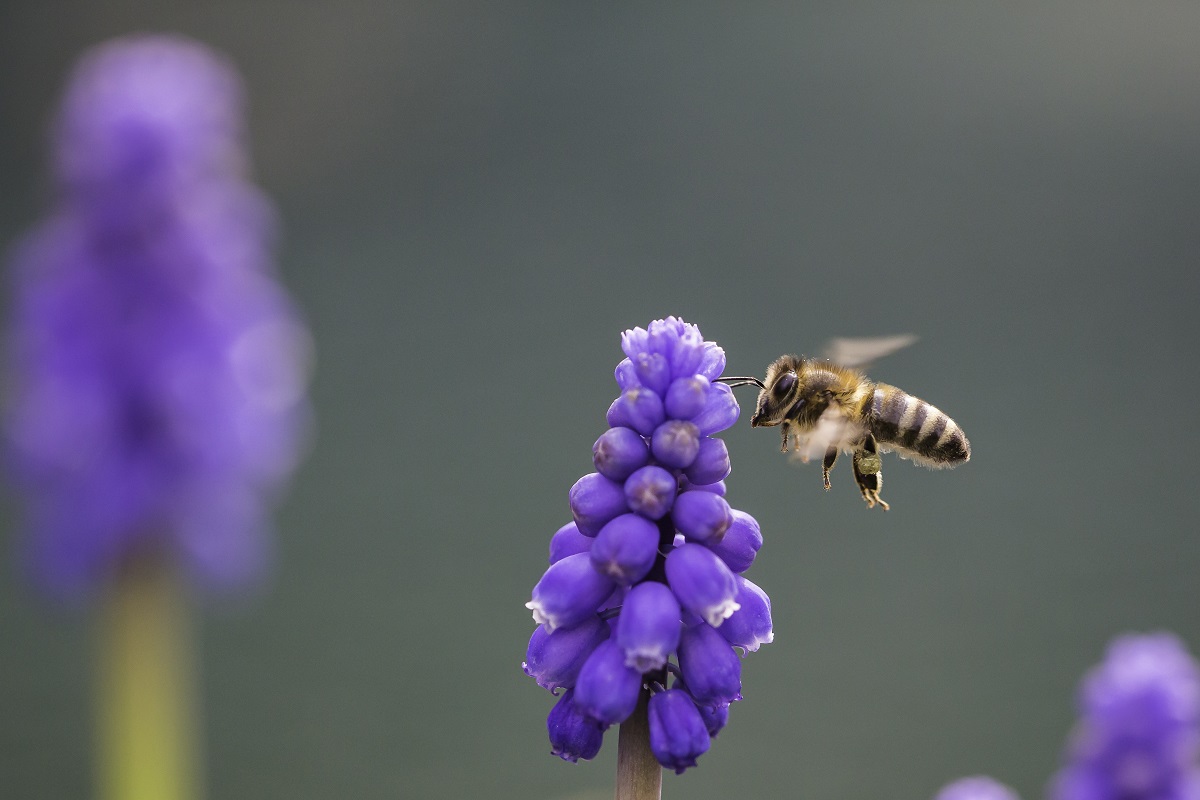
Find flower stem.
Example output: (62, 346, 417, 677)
(615, 689, 661, 800)
(96, 557, 200, 800)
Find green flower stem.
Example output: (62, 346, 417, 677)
(96, 558, 199, 800)
(615, 689, 661, 800)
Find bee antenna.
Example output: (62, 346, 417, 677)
(714, 376, 766, 390)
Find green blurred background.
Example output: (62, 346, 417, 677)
(2, 3, 1198, 798)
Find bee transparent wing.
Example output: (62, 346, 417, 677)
(786, 403, 866, 464)
(822, 334, 918, 369)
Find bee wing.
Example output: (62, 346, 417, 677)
(786, 403, 865, 464)
(822, 334, 918, 368)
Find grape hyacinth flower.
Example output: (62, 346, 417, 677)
(523, 317, 773, 779)
(4, 35, 309, 800)
(1049, 633, 1200, 800)
(5, 35, 310, 598)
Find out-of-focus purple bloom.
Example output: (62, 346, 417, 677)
(523, 615, 610, 694)
(548, 688, 606, 763)
(935, 777, 1021, 800)
(573, 640, 644, 727)
(666, 543, 740, 627)
(5, 35, 310, 599)
(1049, 632, 1200, 800)
(648, 689, 711, 774)
(524, 317, 770, 770)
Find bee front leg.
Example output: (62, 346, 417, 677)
(822, 447, 838, 491)
(780, 420, 791, 453)
(852, 435, 890, 511)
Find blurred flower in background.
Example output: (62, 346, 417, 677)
(523, 316, 772, 776)
(935, 776, 1021, 800)
(5, 34, 311, 599)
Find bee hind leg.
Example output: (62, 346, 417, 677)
(852, 435, 890, 511)
(822, 447, 838, 491)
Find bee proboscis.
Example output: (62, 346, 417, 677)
(717, 336, 970, 510)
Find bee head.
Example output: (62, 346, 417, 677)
(751, 355, 804, 427)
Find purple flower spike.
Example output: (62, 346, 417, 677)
(593, 427, 650, 482)
(590, 514, 659, 585)
(6, 35, 310, 598)
(718, 576, 774, 652)
(573, 640, 644, 726)
(673, 491, 733, 545)
(527, 553, 615, 632)
(648, 689, 711, 774)
(548, 521, 592, 564)
(548, 689, 606, 763)
(606, 388, 665, 436)
(525, 317, 771, 773)
(666, 544, 740, 627)
(651, 420, 701, 470)
(1050, 632, 1200, 800)
(523, 616, 610, 694)
(705, 510, 762, 574)
(569, 473, 627, 536)
(664, 375, 710, 420)
(935, 777, 1021, 800)
(616, 581, 681, 672)
(623, 465, 677, 520)
(691, 383, 740, 436)
(683, 437, 731, 486)
(677, 622, 743, 706)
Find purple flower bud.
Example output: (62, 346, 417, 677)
(623, 466, 676, 520)
(527, 553, 615, 632)
(549, 521, 591, 564)
(935, 777, 1021, 800)
(673, 491, 733, 545)
(697, 700, 729, 738)
(592, 427, 650, 482)
(665, 544, 740, 627)
(677, 623, 742, 706)
(590, 514, 659, 585)
(691, 383, 740, 436)
(569, 472, 627, 536)
(523, 615, 610, 694)
(648, 689, 711, 774)
(705, 510, 762, 573)
(718, 576, 774, 652)
(605, 388, 665, 436)
(683, 437, 731, 486)
(667, 325, 705, 379)
(696, 342, 727, 381)
(573, 640, 644, 726)
(664, 375, 710, 420)
(614, 358, 639, 391)
(547, 688, 605, 763)
(650, 420, 700, 469)
(616, 581, 681, 672)
(633, 352, 671, 396)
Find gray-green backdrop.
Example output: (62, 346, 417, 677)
(2, 3, 1198, 799)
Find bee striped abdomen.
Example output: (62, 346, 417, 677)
(869, 385, 969, 467)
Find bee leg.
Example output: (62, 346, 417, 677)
(852, 435, 890, 511)
(822, 447, 838, 491)
(779, 420, 790, 453)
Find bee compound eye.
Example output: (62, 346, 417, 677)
(774, 372, 797, 395)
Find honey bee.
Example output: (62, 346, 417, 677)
(716, 336, 970, 510)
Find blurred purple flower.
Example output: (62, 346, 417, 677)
(5, 35, 311, 598)
(522, 317, 771, 772)
(1049, 632, 1200, 800)
(935, 776, 1021, 800)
